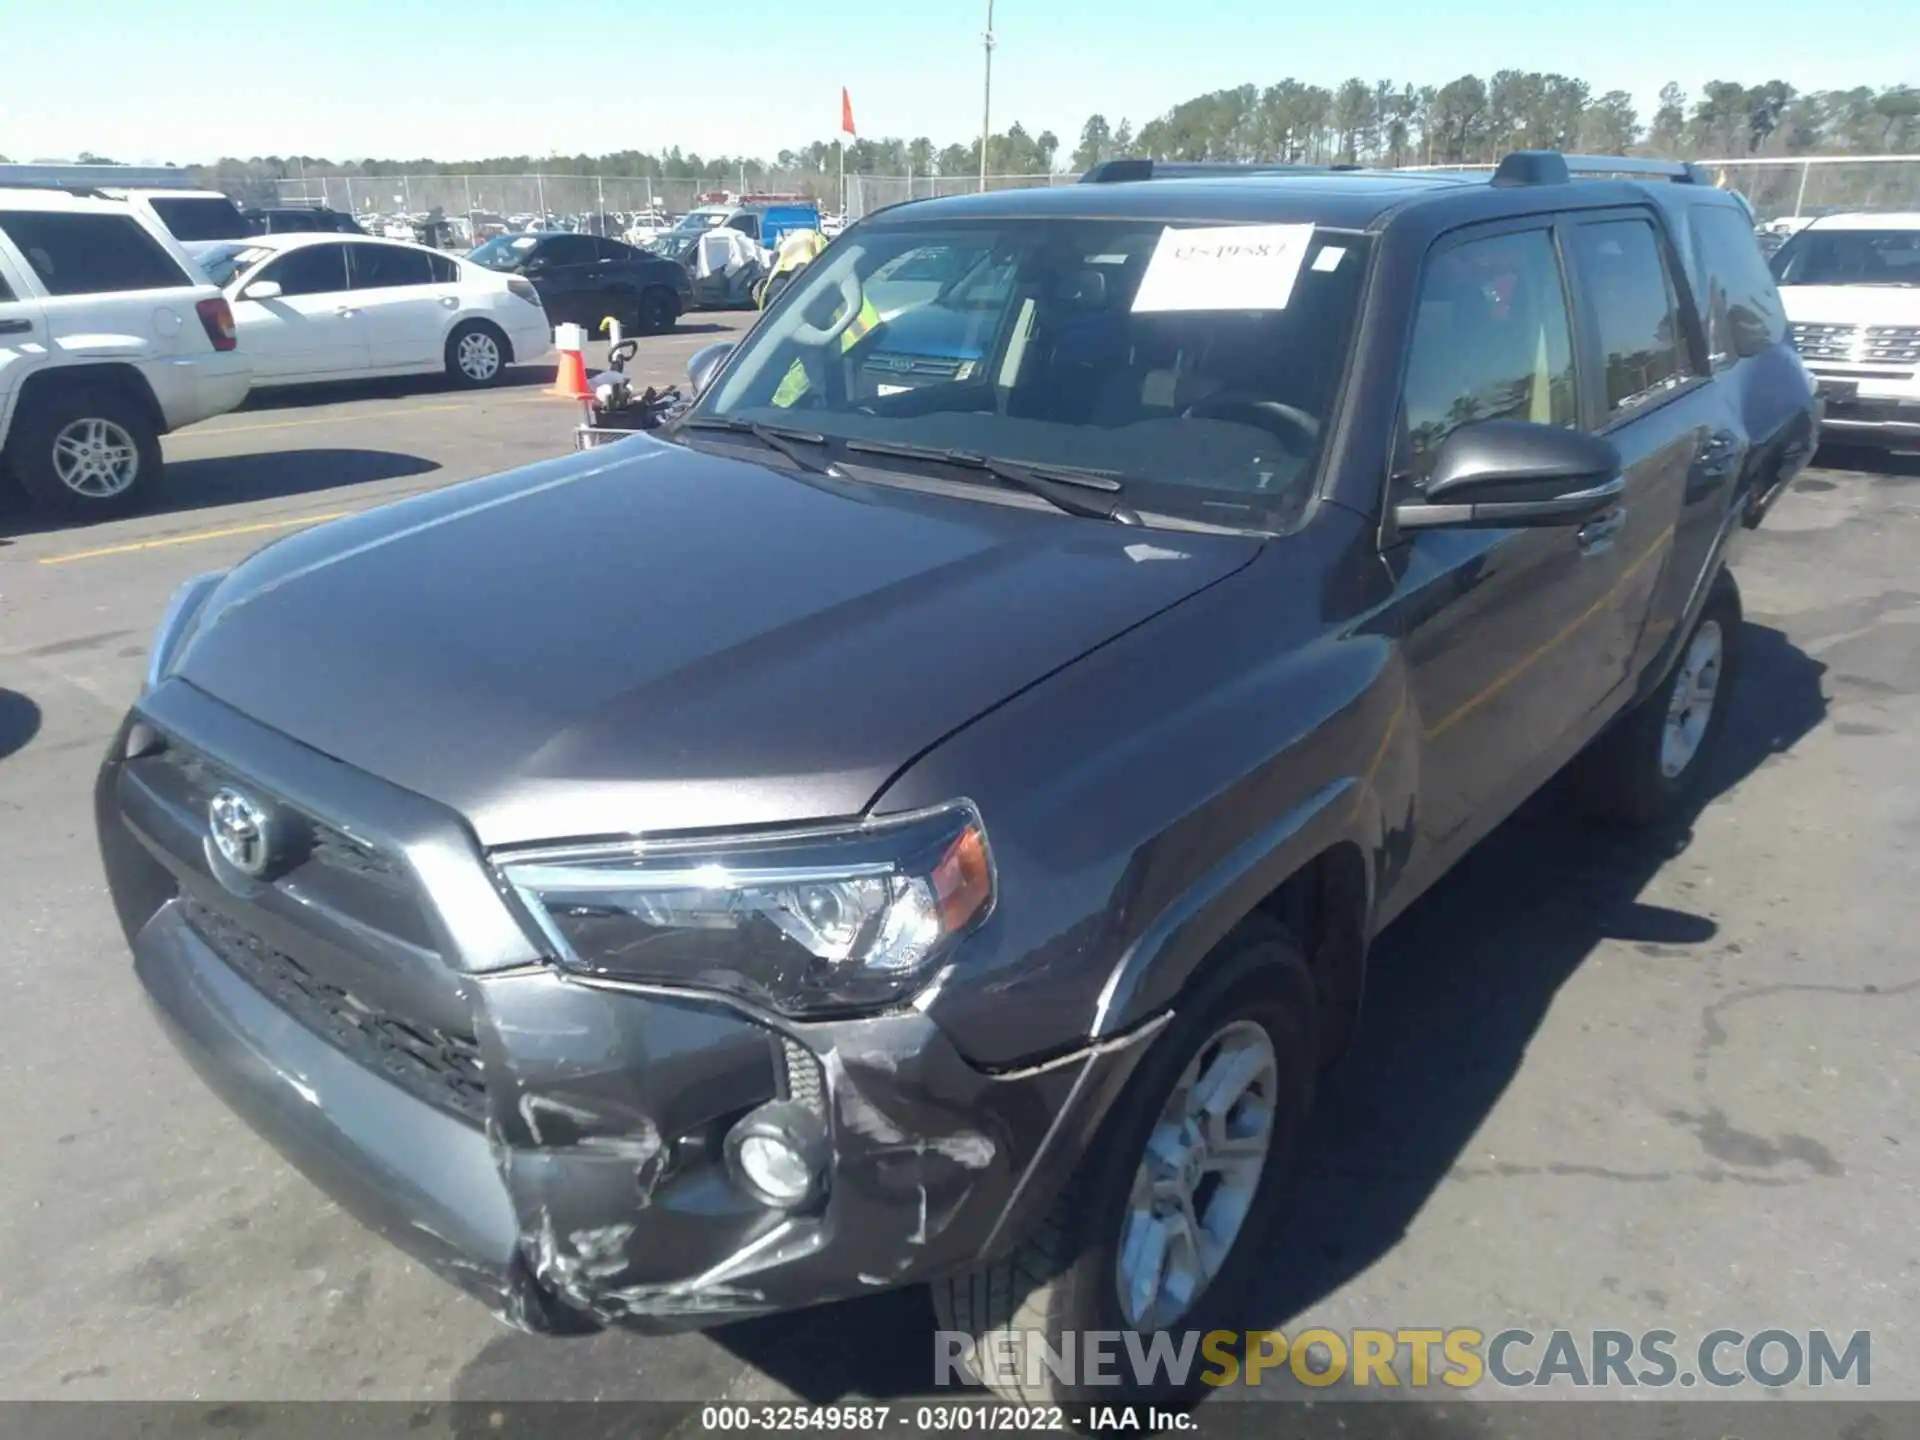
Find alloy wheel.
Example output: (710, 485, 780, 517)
(457, 331, 502, 381)
(1116, 1019, 1278, 1331)
(1660, 619, 1723, 779)
(52, 417, 140, 499)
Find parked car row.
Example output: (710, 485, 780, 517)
(0, 184, 557, 518)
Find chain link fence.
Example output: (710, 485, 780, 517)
(271, 157, 1920, 237)
(274, 172, 835, 234)
(1405, 156, 1920, 220)
(273, 171, 1081, 231)
(1699, 157, 1920, 220)
(846, 172, 1076, 217)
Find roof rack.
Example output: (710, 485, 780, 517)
(1079, 158, 1362, 185)
(0, 163, 203, 190)
(1491, 150, 1714, 187)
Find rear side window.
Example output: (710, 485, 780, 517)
(260, 243, 349, 297)
(427, 252, 460, 283)
(350, 244, 434, 289)
(591, 237, 634, 262)
(0, 212, 192, 296)
(0, 269, 14, 302)
(149, 195, 251, 242)
(538, 236, 597, 266)
(1400, 228, 1579, 475)
(1570, 219, 1692, 414)
(1690, 207, 1787, 367)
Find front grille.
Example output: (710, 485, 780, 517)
(864, 351, 966, 383)
(1792, 322, 1920, 367)
(1863, 325, 1920, 365)
(181, 897, 487, 1124)
(1791, 322, 1857, 362)
(780, 1037, 825, 1113)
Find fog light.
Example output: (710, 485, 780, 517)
(724, 1099, 829, 1209)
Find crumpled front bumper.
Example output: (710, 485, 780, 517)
(124, 888, 1161, 1333)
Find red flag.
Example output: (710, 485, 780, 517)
(841, 87, 857, 137)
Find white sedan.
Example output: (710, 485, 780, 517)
(192, 234, 553, 388)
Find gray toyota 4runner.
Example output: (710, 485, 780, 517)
(98, 152, 1816, 1404)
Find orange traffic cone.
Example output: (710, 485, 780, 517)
(550, 322, 591, 400)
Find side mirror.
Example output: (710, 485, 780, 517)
(1394, 420, 1623, 531)
(688, 341, 736, 398)
(239, 279, 283, 302)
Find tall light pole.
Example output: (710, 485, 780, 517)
(979, 0, 995, 193)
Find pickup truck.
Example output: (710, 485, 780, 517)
(98, 151, 1816, 1408)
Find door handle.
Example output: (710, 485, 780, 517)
(334, 305, 359, 317)
(1577, 508, 1627, 553)
(1702, 431, 1741, 472)
(0, 317, 31, 336)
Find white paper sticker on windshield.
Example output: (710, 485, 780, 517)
(1312, 246, 1346, 272)
(1130, 224, 1315, 313)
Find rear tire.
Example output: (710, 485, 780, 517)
(445, 321, 508, 388)
(1575, 578, 1741, 825)
(637, 286, 678, 335)
(9, 384, 161, 520)
(930, 917, 1318, 1406)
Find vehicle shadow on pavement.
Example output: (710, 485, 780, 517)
(0, 448, 440, 540)
(0, 689, 42, 762)
(1809, 443, 1920, 484)
(1244, 621, 1829, 1336)
(447, 624, 1827, 1412)
(237, 367, 557, 413)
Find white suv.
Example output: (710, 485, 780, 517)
(99, 187, 254, 245)
(0, 187, 252, 518)
(1773, 212, 1920, 449)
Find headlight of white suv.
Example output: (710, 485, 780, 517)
(145, 571, 227, 692)
(498, 801, 995, 1017)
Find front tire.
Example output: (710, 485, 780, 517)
(637, 286, 679, 335)
(1576, 579, 1741, 825)
(446, 321, 508, 388)
(9, 385, 161, 520)
(931, 918, 1318, 1406)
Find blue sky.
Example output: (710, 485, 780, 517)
(4, 0, 1910, 165)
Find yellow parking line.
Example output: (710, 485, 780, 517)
(171, 402, 473, 440)
(37, 511, 354, 566)
(175, 390, 571, 441)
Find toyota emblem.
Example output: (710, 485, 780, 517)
(208, 788, 273, 878)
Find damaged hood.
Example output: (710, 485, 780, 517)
(173, 439, 1256, 846)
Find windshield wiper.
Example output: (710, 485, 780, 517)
(679, 416, 840, 475)
(840, 439, 1142, 524)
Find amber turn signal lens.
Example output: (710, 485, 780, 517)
(932, 823, 993, 933)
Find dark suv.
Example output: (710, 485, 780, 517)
(467, 230, 694, 333)
(98, 152, 1815, 1404)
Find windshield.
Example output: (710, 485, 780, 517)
(467, 234, 540, 270)
(699, 217, 1369, 532)
(195, 242, 275, 289)
(673, 209, 731, 233)
(1770, 227, 1920, 287)
(647, 233, 698, 262)
(150, 195, 251, 242)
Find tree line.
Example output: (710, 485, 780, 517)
(1091, 76, 1918, 169)
(19, 74, 1914, 197)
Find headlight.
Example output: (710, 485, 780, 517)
(145, 571, 227, 691)
(498, 801, 994, 1017)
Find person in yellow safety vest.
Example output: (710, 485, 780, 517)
(759, 226, 830, 308)
(771, 286, 882, 408)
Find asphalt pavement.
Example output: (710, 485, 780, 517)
(1, 334, 1915, 1417)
